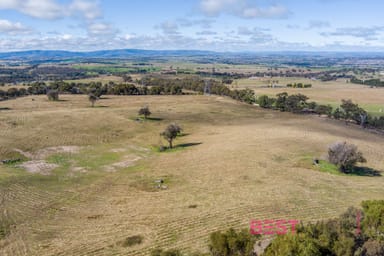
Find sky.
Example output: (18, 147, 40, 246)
(0, 0, 384, 52)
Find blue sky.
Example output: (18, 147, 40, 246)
(0, 0, 383, 52)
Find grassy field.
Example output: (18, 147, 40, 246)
(0, 94, 383, 255)
(236, 77, 384, 116)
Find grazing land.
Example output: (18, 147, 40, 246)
(1, 92, 383, 255)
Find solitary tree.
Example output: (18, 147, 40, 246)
(328, 141, 366, 173)
(47, 90, 59, 101)
(161, 123, 182, 149)
(88, 93, 98, 107)
(138, 106, 151, 119)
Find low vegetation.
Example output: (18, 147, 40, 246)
(327, 142, 367, 173)
(138, 106, 151, 119)
(161, 123, 182, 149)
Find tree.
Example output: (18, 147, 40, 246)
(257, 95, 275, 108)
(138, 106, 151, 119)
(161, 123, 182, 149)
(333, 107, 343, 120)
(327, 141, 366, 173)
(285, 93, 309, 112)
(209, 228, 257, 256)
(340, 99, 362, 125)
(88, 93, 98, 107)
(47, 90, 59, 101)
(275, 92, 288, 111)
(315, 104, 333, 116)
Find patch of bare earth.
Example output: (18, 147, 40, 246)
(18, 160, 58, 175)
(104, 156, 142, 172)
(15, 146, 80, 175)
(15, 146, 80, 160)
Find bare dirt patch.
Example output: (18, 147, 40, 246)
(18, 160, 59, 175)
(104, 156, 142, 172)
(15, 146, 80, 160)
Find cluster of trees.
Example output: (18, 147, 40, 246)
(286, 83, 312, 88)
(350, 77, 384, 87)
(258, 92, 312, 113)
(257, 93, 384, 130)
(151, 200, 384, 256)
(264, 200, 384, 256)
(0, 66, 90, 83)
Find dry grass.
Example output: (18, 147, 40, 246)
(0, 95, 383, 255)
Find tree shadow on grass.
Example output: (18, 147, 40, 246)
(175, 142, 202, 148)
(146, 117, 163, 121)
(348, 167, 382, 177)
(93, 105, 109, 108)
(0, 107, 11, 111)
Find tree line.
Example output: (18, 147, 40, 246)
(0, 77, 256, 104)
(257, 93, 384, 130)
(350, 77, 384, 87)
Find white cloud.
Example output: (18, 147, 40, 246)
(0, 0, 101, 20)
(157, 21, 179, 35)
(0, 19, 31, 34)
(199, 0, 290, 18)
(308, 20, 330, 29)
(87, 22, 116, 36)
(321, 26, 384, 41)
(69, 0, 102, 20)
(196, 30, 217, 35)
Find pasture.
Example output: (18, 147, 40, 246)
(0, 94, 383, 255)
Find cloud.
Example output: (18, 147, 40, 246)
(308, 20, 330, 29)
(237, 26, 273, 43)
(199, 0, 290, 18)
(87, 22, 117, 36)
(156, 21, 179, 35)
(177, 18, 215, 29)
(196, 30, 217, 35)
(321, 26, 384, 41)
(0, 0, 101, 20)
(0, 19, 31, 35)
(69, 0, 102, 20)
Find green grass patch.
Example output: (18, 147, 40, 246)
(316, 160, 341, 175)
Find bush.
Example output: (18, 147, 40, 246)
(47, 90, 59, 101)
(315, 104, 333, 116)
(209, 228, 257, 256)
(161, 123, 182, 149)
(139, 106, 151, 119)
(257, 95, 275, 108)
(119, 235, 143, 247)
(328, 142, 366, 173)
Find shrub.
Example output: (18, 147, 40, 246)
(161, 123, 182, 149)
(88, 93, 98, 107)
(138, 106, 151, 119)
(209, 228, 257, 256)
(315, 104, 333, 116)
(119, 235, 143, 247)
(47, 90, 59, 101)
(257, 95, 275, 108)
(327, 142, 366, 173)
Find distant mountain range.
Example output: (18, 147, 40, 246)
(0, 49, 217, 61)
(2, 49, 384, 60)
(1, 49, 384, 67)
